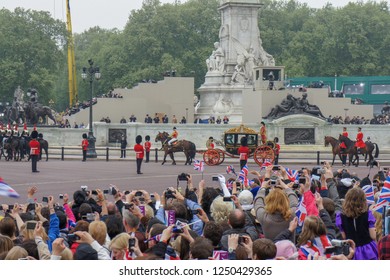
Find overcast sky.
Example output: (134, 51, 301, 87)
(1, 0, 365, 33)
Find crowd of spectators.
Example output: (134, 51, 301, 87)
(1, 162, 388, 260)
(100, 90, 123, 99)
(327, 114, 390, 125)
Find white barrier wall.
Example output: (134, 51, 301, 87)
(36, 122, 390, 149)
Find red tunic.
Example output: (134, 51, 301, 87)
(260, 126, 267, 144)
(210, 142, 215, 149)
(29, 139, 40, 155)
(274, 143, 280, 155)
(82, 139, 89, 151)
(144, 141, 151, 152)
(355, 132, 366, 148)
(237, 146, 250, 160)
(340, 131, 348, 149)
(171, 131, 178, 138)
(134, 144, 144, 159)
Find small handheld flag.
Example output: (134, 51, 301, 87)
(193, 159, 204, 172)
(295, 196, 307, 227)
(0, 178, 20, 198)
(226, 165, 237, 176)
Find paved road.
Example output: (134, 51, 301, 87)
(0, 158, 381, 205)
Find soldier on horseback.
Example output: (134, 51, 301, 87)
(355, 127, 366, 153)
(167, 127, 179, 147)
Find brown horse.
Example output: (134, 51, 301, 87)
(155, 131, 196, 165)
(338, 134, 379, 167)
(324, 136, 342, 165)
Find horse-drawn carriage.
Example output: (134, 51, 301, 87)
(203, 124, 275, 166)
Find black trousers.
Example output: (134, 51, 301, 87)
(82, 150, 87, 161)
(136, 158, 143, 173)
(121, 149, 126, 158)
(145, 152, 150, 162)
(240, 160, 247, 170)
(274, 154, 279, 165)
(31, 155, 38, 172)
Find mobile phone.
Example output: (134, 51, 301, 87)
(212, 176, 219, 181)
(124, 191, 130, 195)
(178, 173, 189, 181)
(59, 194, 64, 199)
(67, 234, 80, 242)
(172, 226, 184, 233)
(42, 197, 49, 203)
(298, 177, 306, 184)
(8, 205, 14, 210)
(91, 190, 98, 195)
(223, 196, 232, 202)
(86, 213, 95, 221)
(0, 206, 3, 211)
(110, 187, 117, 196)
(191, 209, 199, 215)
(238, 236, 245, 244)
(135, 191, 143, 197)
(103, 189, 109, 194)
(236, 181, 241, 187)
(124, 203, 134, 210)
(272, 165, 280, 171)
(150, 194, 155, 198)
(26, 222, 37, 230)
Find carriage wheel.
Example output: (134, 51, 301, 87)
(203, 149, 221, 166)
(217, 149, 225, 164)
(254, 145, 274, 166)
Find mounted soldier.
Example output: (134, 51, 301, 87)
(339, 127, 348, 166)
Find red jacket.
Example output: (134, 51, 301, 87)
(134, 144, 144, 159)
(29, 139, 40, 155)
(238, 146, 250, 160)
(82, 139, 89, 151)
(144, 141, 151, 152)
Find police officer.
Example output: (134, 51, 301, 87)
(29, 130, 40, 173)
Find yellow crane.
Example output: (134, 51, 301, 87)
(66, 0, 78, 107)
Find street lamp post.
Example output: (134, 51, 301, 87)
(81, 59, 101, 158)
(185, 108, 188, 122)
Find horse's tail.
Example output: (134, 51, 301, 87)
(189, 142, 196, 159)
(374, 143, 379, 158)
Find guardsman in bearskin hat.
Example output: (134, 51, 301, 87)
(144, 135, 151, 163)
(134, 135, 144, 174)
(29, 130, 40, 173)
(237, 136, 249, 170)
(81, 133, 88, 162)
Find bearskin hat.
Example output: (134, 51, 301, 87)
(145, 135, 150, 141)
(31, 130, 38, 139)
(82, 133, 88, 139)
(136, 135, 142, 144)
(240, 136, 248, 146)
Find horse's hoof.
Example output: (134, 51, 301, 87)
(172, 162, 176, 165)
(161, 162, 165, 165)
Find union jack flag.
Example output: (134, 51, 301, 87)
(295, 196, 307, 227)
(226, 165, 237, 176)
(238, 165, 249, 186)
(372, 180, 390, 213)
(362, 185, 375, 205)
(193, 159, 204, 172)
(261, 159, 272, 169)
(285, 168, 299, 182)
(240, 164, 249, 177)
(0, 178, 20, 198)
(372, 200, 389, 214)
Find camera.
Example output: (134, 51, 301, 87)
(8, 205, 14, 210)
(103, 189, 109, 194)
(128, 238, 136, 249)
(292, 183, 300, 189)
(212, 176, 219, 181)
(236, 181, 241, 188)
(272, 165, 280, 171)
(42, 197, 49, 203)
(178, 173, 189, 181)
(81, 186, 88, 192)
(110, 186, 117, 196)
(223, 196, 232, 202)
(269, 175, 278, 186)
(91, 190, 98, 195)
(165, 189, 176, 199)
(298, 177, 306, 184)
(238, 236, 244, 244)
(191, 209, 199, 215)
(68, 234, 80, 242)
(59, 194, 64, 199)
(135, 191, 143, 197)
(328, 239, 350, 256)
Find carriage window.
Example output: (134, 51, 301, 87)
(226, 134, 234, 145)
(371, 84, 390, 95)
(247, 135, 257, 145)
(342, 83, 364, 95)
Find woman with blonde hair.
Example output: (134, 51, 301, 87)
(254, 180, 298, 241)
(109, 232, 130, 260)
(210, 196, 234, 224)
(0, 235, 14, 258)
(336, 187, 378, 259)
(5, 246, 28, 260)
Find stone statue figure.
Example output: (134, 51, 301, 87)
(257, 37, 275, 66)
(265, 94, 297, 118)
(206, 42, 226, 73)
(265, 93, 326, 119)
(213, 93, 233, 114)
(231, 54, 246, 84)
(298, 92, 326, 118)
